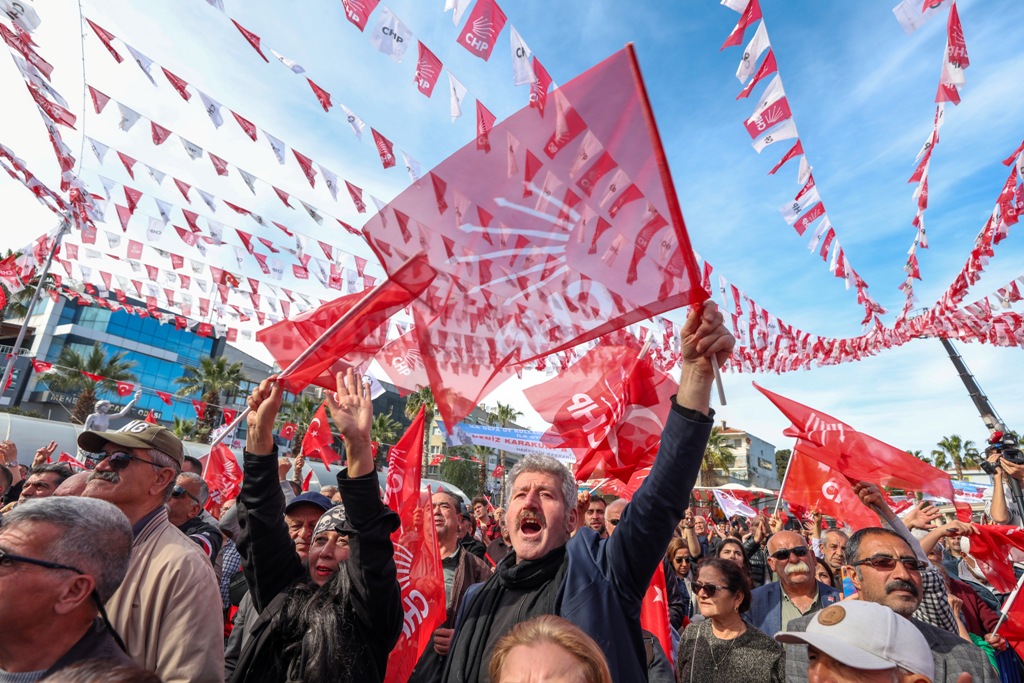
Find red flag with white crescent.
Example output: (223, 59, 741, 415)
(640, 564, 674, 666)
(301, 403, 339, 470)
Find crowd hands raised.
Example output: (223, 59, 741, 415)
(0, 301, 1015, 683)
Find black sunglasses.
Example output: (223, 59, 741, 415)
(0, 548, 128, 653)
(104, 451, 162, 471)
(769, 546, 810, 561)
(852, 555, 929, 572)
(692, 581, 728, 598)
(673, 556, 691, 564)
(608, 518, 620, 526)
(172, 485, 201, 506)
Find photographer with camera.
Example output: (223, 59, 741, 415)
(982, 432, 1024, 526)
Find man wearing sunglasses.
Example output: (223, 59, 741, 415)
(80, 420, 224, 683)
(0, 496, 135, 677)
(167, 472, 223, 564)
(747, 530, 842, 637)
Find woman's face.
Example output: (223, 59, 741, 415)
(695, 566, 741, 620)
(672, 548, 692, 579)
(498, 641, 587, 683)
(307, 529, 349, 586)
(718, 542, 744, 568)
(815, 563, 833, 587)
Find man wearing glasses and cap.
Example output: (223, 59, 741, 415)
(80, 420, 225, 683)
(746, 529, 842, 637)
(167, 472, 223, 564)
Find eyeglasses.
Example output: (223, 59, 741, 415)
(851, 555, 929, 572)
(692, 581, 728, 598)
(171, 485, 201, 506)
(103, 451, 161, 471)
(608, 518, 620, 526)
(673, 557, 691, 564)
(769, 546, 811, 561)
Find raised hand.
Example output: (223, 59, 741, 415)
(326, 368, 374, 477)
(33, 440, 58, 467)
(246, 375, 284, 456)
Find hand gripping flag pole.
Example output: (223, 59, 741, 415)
(207, 251, 433, 451)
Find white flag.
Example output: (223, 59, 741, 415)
(238, 168, 258, 194)
(146, 165, 165, 184)
(712, 489, 757, 519)
(808, 216, 831, 252)
(126, 45, 157, 85)
(797, 156, 812, 185)
(449, 72, 468, 122)
(318, 165, 339, 200)
(779, 186, 820, 225)
(146, 217, 165, 242)
(370, 8, 412, 63)
(892, 0, 950, 34)
(197, 189, 217, 212)
(720, 0, 749, 11)
(401, 150, 422, 182)
(88, 138, 109, 163)
(270, 48, 305, 73)
(105, 231, 122, 250)
(300, 200, 323, 225)
(179, 137, 204, 161)
(263, 131, 286, 164)
(445, 0, 471, 25)
(736, 22, 769, 83)
(753, 74, 785, 117)
(752, 119, 797, 153)
(198, 91, 224, 128)
(341, 105, 365, 140)
(509, 26, 534, 86)
(154, 198, 173, 224)
(568, 130, 603, 178)
(117, 103, 141, 131)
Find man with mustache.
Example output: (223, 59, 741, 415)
(779, 525, 998, 683)
(440, 302, 735, 683)
(747, 530, 841, 636)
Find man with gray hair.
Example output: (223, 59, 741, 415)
(0, 496, 135, 677)
(167, 471, 223, 563)
(80, 420, 224, 683)
(441, 302, 736, 682)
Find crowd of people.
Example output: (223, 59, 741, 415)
(0, 302, 1021, 682)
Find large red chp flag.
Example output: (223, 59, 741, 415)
(203, 444, 242, 518)
(364, 45, 707, 430)
(383, 407, 445, 683)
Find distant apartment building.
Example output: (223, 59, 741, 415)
(718, 422, 779, 489)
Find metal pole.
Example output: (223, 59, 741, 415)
(0, 219, 68, 404)
(773, 446, 797, 515)
(993, 570, 1024, 636)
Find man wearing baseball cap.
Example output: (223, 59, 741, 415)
(80, 420, 224, 683)
(776, 601, 934, 682)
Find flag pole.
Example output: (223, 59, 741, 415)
(206, 251, 428, 451)
(993, 570, 1024, 636)
(773, 446, 797, 515)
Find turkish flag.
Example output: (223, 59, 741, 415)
(192, 399, 207, 420)
(429, 454, 443, 467)
(222, 408, 238, 425)
(781, 451, 879, 532)
(256, 253, 436, 394)
(301, 403, 340, 470)
(31, 359, 53, 374)
(456, 0, 507, 61)
(144, 410, 158, 424)
(525, 334, 677, 482)
(280, 422, 298, 440)
(362, 46, 706, 431)
(203, 444, 243, 519)
(81, 371, 104, 383)
(156, 390, 173, 405)
(115, 381, 134, 397)
(382, 408, 446, 683)
(640, 564, 673, 666)
(492, 464, 504, 478)
(755, 383, 971, 521)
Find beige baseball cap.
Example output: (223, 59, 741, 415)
(78, 420, 184, 466)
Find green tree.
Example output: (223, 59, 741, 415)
(280, 394, 322, 456)
(440, 446, 480, 498)
(473, 444, 494, 496)
(45, 343, 137, 424)
(174, 357, 246, 443)
(172, 417, 196, 441)
(404, 386, 436, 467)
(489, 402, 523, 505)
(930, 435, 979, 480)
(700, 426, 736, 487)
(775, 448, 792, 481)
(370, 410, 402, 469)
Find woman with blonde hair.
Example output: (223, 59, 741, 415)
(488, 615, 612, 683)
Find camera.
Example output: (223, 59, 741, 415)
(980, 431, 1024, 475)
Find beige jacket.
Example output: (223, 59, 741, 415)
(106, 506, 225, 683)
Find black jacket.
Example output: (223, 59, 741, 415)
(178, 514, 224, 563)
(42, 618, 135, 676)
(231, 449, 402, 683)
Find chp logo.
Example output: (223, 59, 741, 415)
(394, 541, 434, 638)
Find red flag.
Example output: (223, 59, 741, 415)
(382, 408, 446, 683)
(429, 454, 443, 467)
(491, 464, 504, 478)
(81, 371, 104, 383)
(374, 329, 428, 396)
(754, 383, 971, 520)
(192, 399, 207, 420)
(341, 0, 380, 31)
(372, 128, 397, 169)
(144, 410, 158, 424)
(721, 0, 762, 50)
(156, 390, 173, 405)
(525, 336, 678, 482)
(222, 408, 238, 425)
(965, 525, 1024, 594)
(363, 46, 706, 430)
(292, 149, 317, 187)
(415, 41, 442, 97)
(203, 444, 243, 519)
(88, 86, 110, 114)
(280, 422, 298, 440)
(476, 100, 496, 152)
(307, 78, 333, 112)
(31, 359, 53, 374)
(85, 19, 123, 63)
(456, 0, 507, 61)
(640, 564, 674, 667)
(301, 403, 339, 469)
(231, 111, 258, 141)
(58, 452, 89, 470)
(115, 381, 134, 397)
(231, 19, 269, 62)
(529, 57, 552, 116)
(781, 451, 880, 531)
(736, 48, 777, 99)
(161, 67, 191, 101)
(302, 469, 314, 492)
(256, 253, 435, 394)
(151, 122, 172, 145)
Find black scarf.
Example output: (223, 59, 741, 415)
(444, 545, 569, 683)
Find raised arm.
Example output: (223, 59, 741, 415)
(109, 389, 142, 419)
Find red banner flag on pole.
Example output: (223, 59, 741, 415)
(781, 451, 880, 531)
(301, 403, 339, 470)
(383, 407, 446, 683)
(203, 444, 243, 519)
(58, 452, 88, 470)
(279, 422, 298, 440)
(640, 564, 674, 667)
(144, 410, 158, 424)
(363, 46, 707, 430)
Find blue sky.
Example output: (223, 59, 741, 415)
(1, 0, 1022, 464)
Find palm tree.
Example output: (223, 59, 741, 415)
(700, 426, 736, 487)
(0, 250, 57, 326)
(44, 343, 137, 424)
(174, 357, 246, 442)
(404, 386, 436, 468)
(371, 410, 401, 469)
(472, 444, 494, 496)
(489, 402, 522, 505)
(280, 394, 322, 455)
(172, 416, 196, 441)
(931, 435, 979, 480)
